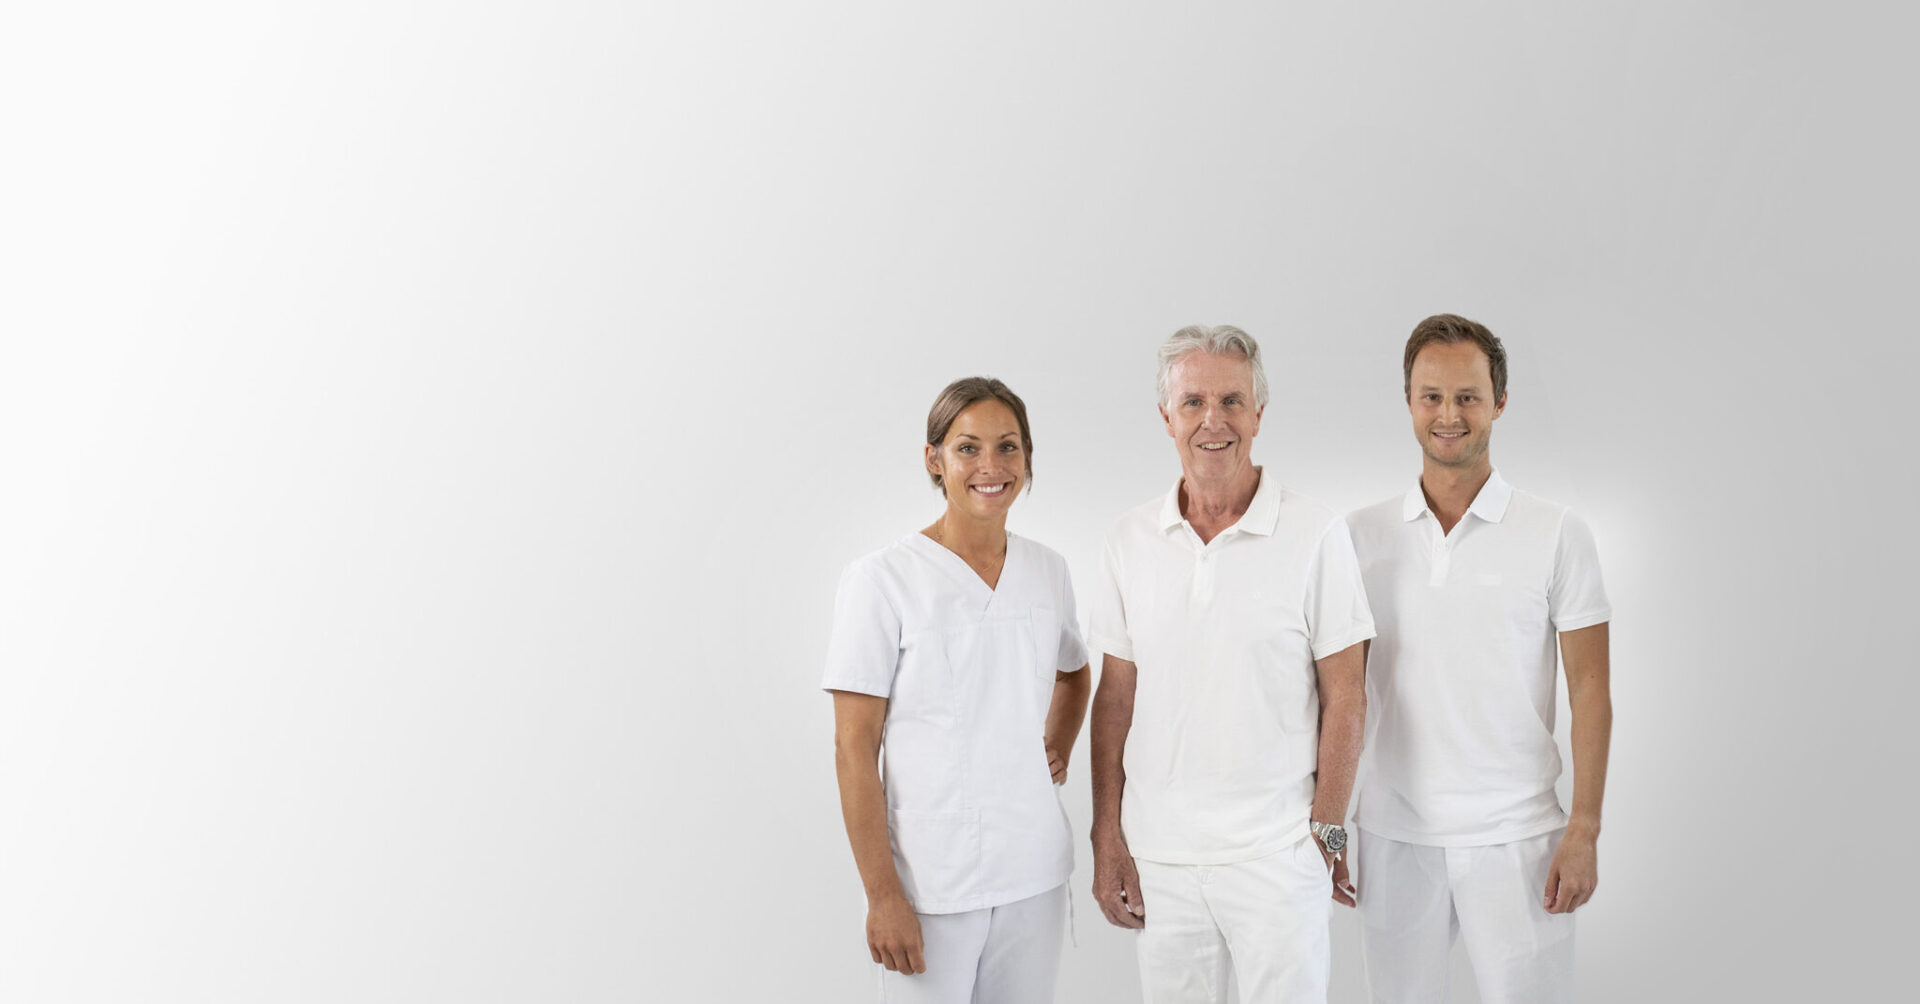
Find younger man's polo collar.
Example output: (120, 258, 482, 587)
(1159, 467, 1283, 536)
(1401, 469, 1514, 524)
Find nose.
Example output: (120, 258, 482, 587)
(1441, 399, 1461, 424)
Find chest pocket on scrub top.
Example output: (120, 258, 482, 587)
(1028, 607, 1063, 686)
(950, 611, 1046, 707)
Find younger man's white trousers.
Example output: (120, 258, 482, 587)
(1355, 828, 1574, 1003)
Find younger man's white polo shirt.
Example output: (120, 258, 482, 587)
(1090, 471, 1375, 865)
(1346, 471, 1610, 846)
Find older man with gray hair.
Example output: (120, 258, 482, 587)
(1089, 325, 1374, 1002)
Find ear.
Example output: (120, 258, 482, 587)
(1160, 403, 1174, 437)
(925, 442, 941, 480)
(1493, 392, 1507, 420)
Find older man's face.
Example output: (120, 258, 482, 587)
(1160, 351, 1263, 484)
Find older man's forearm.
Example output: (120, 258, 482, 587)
(1089, 704, 1128, 838)
(1310, 694, 1366, 823)
(1088, 659, 1136, 841)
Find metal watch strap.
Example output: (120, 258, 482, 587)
(1310, 821, 1347, 860)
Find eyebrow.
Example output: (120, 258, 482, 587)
(1417, 384, 1483, 393)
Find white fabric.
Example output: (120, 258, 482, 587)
(1346, 471, 1610, 845)
(1133, 836, 1332, 1003)
(1355, 827, 1574, 1004)
(877, 884, 1067, 1004)
(823, 532, 1089, 914)
(1090, 471, 1375, 864)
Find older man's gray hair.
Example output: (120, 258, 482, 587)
(1155, 324, 1270, 409)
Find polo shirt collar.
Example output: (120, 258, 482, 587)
(1403, 469, 1513, 524)
(1157, 479, 1186, 531)
(1468, 469, 1513, 523)
(1400, 485, 1428, 522)
(1160, 467, 1282, 536)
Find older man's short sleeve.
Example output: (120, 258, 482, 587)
(1088, 534, 1133, 661)
(1304, 517, 1376, 661)
(1549, 510, 1611, 631)
(820, 562, 900, 696)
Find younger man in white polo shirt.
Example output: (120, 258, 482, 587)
(1346, 315, 1613, 1002)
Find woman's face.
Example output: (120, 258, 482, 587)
(926, 399, 1027, 518)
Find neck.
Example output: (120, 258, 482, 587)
(1182, 464, 1261, 528)
(934, 507, 1007, 559)
(1420, 457, 1494, 524)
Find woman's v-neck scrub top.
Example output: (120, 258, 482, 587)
(823, 532, 1089, 915)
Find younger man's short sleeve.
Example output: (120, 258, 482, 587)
(820, 562, 900, 696)
(1548, 510, 1611, 631)
(1304, 518, 1376, 661)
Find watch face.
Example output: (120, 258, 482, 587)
(1323, 827, 1347, 852)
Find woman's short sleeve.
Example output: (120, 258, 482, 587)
(1053, 560, 1090, 675)
(820, 561, 902, 697)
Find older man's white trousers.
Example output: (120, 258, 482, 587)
(877, 884, 1066, 1004)
(1133, 836, 1332, 1003)
(1355, 828, 1574, 1003)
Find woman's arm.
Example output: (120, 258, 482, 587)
(830, 690, 924, 974)
(1044, 665, 1093, 783)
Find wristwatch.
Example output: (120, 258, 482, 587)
(1309, 821, 1348, 859)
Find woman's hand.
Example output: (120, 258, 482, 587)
(1046, 744, 1068, 784)
(867, 891, 926, 974)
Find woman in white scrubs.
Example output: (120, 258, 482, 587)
(824, 377, 1092, 1004)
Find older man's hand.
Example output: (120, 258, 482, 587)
(1091, 831, 1145, 929)
(1329, 849, 1357, 907)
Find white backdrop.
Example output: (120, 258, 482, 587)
(3, 2, 1915, 1001)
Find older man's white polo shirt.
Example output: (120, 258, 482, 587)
(1090, 471, 1375, 865)
(1346, 470, 1611, 846)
